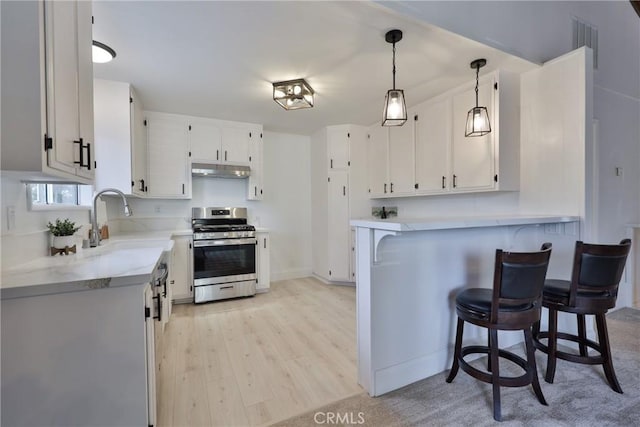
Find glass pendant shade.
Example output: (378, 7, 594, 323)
(272, 79, 314, 110)
(465, 106, 491, 136)
(382, 89, 407, 126)
(92, 41, 116, 63)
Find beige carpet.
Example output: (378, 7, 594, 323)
(274, 308, 640, 426)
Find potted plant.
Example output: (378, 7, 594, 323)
(47, 218, 81, 249)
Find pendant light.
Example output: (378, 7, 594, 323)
(465, 58, 491, 137)
(382, 29, 407, 126)
(92, 40, 116, 63)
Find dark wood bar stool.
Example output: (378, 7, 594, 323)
(446, 243, 552, 421)
(532, 239, 631, 393)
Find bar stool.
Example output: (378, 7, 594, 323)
(532, 239, 631, 393)
(446, 243, 552, 421)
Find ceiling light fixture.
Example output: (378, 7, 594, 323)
(92, 40, 116, 63)
(272, 79, 314, 110)
(382, 29, 407, 127)
(465, 58, 491, 137)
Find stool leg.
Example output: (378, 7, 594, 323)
(487, 330, 492, 372)
(577, 314, 588, 357)
(524, 327, 547, 406)
(595, 314, 623, 394)
(545, 308, 558, 384)
(489, 328, 501, 421)
(446, 317, 464, 383)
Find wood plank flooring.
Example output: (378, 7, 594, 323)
(156, 277, 362, 427)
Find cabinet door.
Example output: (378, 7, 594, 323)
(367, 125, 389, 198)
(146, 114, 190, 198)
(415, 98, 451, 194)
(74, 0, 94, 180)
(189, 120, 222, 162)
(328, 171, 350, 281)
(256, 232, 270, 292)
(44, 1, 92, 177)
(171, 236, 193, 302)
(221, 126, 250, 165)
(247, 128, 264, 200)
(327, 127, 350, 170)
(144, 285, 157, 427)
(451, 80, 495, 191)
(388, 120, 415, 196)
(131, 87, 148, 196)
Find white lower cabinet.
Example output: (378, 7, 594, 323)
(170, 234, 193, 303)
(256, 231, 270, 292)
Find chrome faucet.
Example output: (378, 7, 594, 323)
(90, 188, 132, 247)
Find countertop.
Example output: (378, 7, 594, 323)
(350, 214, 580, 232)
(0, 230, 191, 300)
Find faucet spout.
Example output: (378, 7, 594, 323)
(90, 188, 132, 247)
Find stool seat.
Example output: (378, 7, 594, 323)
(543, 279, 611, 302)
(446, 244, 552, 422)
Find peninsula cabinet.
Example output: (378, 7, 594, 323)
(94, 79, 147, 196)
(145, 112, 191, 199)
(312, 125, 369, 283)
(1, 0, 95, 184)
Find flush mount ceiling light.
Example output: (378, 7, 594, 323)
(92, 40, 116, 63)
(272, 79, 314, 110)
(465, 58, 491, 137)
(382, 29, 407, 127)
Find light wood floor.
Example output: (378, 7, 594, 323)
(156, 277, 362, 427)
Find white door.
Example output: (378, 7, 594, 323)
(146, 114, 190, 198)
(451, 80, 495, 191)
(189, 120, 222, 162)
(131, 87, 147, 196)
(327, 127, 350, 170)
(367, 125, 389, 198)
(221, 126, 250, 165)
(388, 118, 416, 196)
(247, 128, 263, 200)
(328, 171, 350, 281)
(415, 97, 451, 194)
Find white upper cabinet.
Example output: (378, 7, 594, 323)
(388, 118, 415, 196)
(188, 119, 250, 166)
(94, 79, 147, 195)
(145, 112, 191, 199)
(247, 126, 264, 200)
(451, 79, 495, 191)
(327, 127, 350, 170)
(367, 125, 389, 197)
(1, 0, 94, 183)
(415, 97, 451, 194)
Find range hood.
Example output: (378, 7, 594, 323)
(191, 163, 251, 179)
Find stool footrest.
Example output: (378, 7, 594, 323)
(533, 331, 605, 365)
(459, 345, 533, 387)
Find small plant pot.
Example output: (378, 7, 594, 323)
(52, 235, 75, 249)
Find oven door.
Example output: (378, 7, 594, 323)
(193, 238, 257, 286)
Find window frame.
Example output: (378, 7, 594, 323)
(26, 183, 92, 211)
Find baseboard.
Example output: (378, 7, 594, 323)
(311, 273, 355, 286)
(271, 269, 313, 282)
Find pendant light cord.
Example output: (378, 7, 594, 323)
(392, 43, 396, 90)
(474, 64, 479, 107)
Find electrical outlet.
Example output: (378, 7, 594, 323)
(616, 167, 623, 177)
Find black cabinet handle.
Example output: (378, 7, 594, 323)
(153, 295, 162, 321)
(343, 186, 346, 196)
(330, 159, 333, 169)
(442, 176, 446, 189)
(86, 143, 91, 170)
(254, 186, 257, 197)
(264, 238, 267, 249)
(453, 174, 457, 188)
(384, 183, 387, 193)
(216, 150, 219, 160)
(390, 183, 394, 193)
(182, 183, 185, 194)
(74, 139, 91, 170)
(225, 151, 228, 161)
(139, 179, 145, 192)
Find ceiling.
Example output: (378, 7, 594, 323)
(92, 1, 537, 136)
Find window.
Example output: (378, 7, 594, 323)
(27, 183, 92, 210)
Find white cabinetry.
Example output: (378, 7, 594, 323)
(247, 126, 264, 200)
(1, 0, 95, 183)
(256, 231, 270, 292)
(367, 125, 389, 198)
(414, 97, 451, 194)
(312, 125, 368, 283)
(145, 112, 191, 199)
(94, 79, 147, 195)
(170, 234, 193, 303)
(388, 122, 415, 196)
(189, 119, 251, 166)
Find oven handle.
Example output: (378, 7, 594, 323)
(193, 238, 257, 247)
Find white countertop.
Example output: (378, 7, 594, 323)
(0, 230, 189, 300)
(350, 214, 580, 232)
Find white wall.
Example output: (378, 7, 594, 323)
(105, 131, 313, 282)
(0, 172, 92, 268)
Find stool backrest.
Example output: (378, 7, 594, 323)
(568, 239, 631, 306)
(491, 244, 552, 322)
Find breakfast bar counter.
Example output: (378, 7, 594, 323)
(350, 214, 580, 397)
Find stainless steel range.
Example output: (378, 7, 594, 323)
(191, 207, 257, 303)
